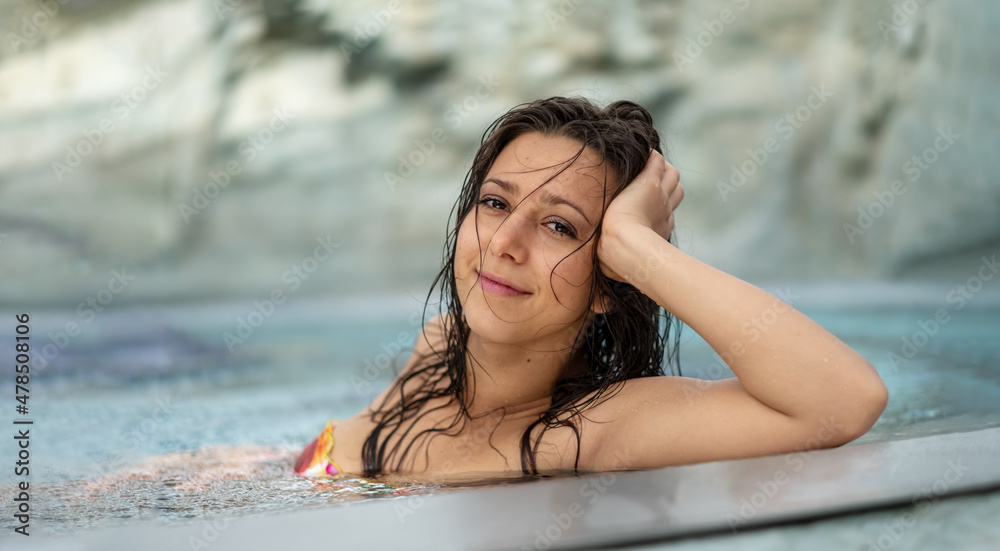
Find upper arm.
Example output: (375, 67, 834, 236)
(586, 376, 864, 471)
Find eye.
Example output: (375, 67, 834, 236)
(478, 196, 577, 239)
(478, 197, 507, 211)
(545, 220, 577, 238)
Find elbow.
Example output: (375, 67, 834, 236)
(790, 361, 889, 451)
(870, 376, 890, 418)
(836, 367, 890, 445)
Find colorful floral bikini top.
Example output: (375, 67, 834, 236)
(294, 419, 344, 478)
(294, 419, 415, 496)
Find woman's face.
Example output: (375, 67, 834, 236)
(455, 132, 615, 350)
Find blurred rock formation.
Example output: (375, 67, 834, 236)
(0, 0, 997, 306)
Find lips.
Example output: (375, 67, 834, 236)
(478, 270, 530, 296)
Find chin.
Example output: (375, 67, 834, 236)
(462, 295, 518, 339)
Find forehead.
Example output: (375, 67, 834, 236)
(486, 133, 614, 206)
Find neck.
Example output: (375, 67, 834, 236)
(461, 321, 589, 419)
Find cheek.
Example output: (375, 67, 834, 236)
(548, 246, 596, 294)
(455, 215, 482, 278)
(457, 210, 501, 264)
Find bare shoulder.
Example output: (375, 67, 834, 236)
(571, 376, 693, 468)
(333, 313, 453, 472)
(575, 375, 828, 471)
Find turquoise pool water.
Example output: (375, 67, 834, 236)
(2, 283, 998, 540)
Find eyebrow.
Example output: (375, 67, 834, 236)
(483, 177, 594, 227)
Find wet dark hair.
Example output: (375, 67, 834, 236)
(361, 96, 682, 478)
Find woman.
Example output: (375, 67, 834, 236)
(295, 96, 889, 483)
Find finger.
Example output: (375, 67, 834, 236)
(670, 184, 685, 212)
(658, 177, 681, 214)
(644, 149, 660, 170)
(648, 150, 667, 176)
(660, 161, 680, 188)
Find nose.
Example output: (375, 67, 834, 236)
(487, 210, 530, 263)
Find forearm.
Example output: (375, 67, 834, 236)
(609, 226, 887, 428)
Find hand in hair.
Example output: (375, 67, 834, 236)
(597, 150, 684, 283)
